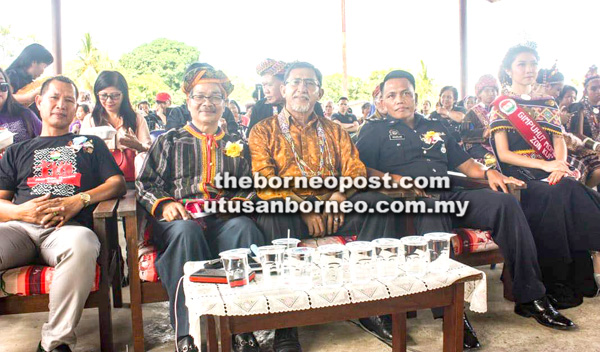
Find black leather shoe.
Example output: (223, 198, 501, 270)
(358, 315, 393, 340)
(36, 343, 71, 352)
(515, 297, 576, 330)
(463, 313, 481, 350)
(176, 335, 199, 352)
(233, 332, 260, 352)
(274, 327, 302, 352)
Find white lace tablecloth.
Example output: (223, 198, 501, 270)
(183, 259, 487, 320)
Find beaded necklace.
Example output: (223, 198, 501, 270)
(277, 111, 335, 177)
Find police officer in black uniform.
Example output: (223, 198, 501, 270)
(355, 70, 575, 348)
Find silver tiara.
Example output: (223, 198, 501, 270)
(520, 40, 538, 50)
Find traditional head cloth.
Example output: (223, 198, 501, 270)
(537, 63, 563, 85)
(256, 59, 287, 77)
(584, 65, 600, 87)
(372, 85, 381, 98)
(475, 74, 500, 96)
(181, 67, 234, 97)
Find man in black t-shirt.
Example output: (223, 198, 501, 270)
(0, 76, 126, 352)
(331, 96, 359, 133)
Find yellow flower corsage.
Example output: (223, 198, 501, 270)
(420, 131, 445, 145)
(224, 141, 244, 158)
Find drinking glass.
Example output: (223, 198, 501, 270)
(286, 247, 315, 289)
(272, 238, 301, 249)
(346, 241, 374, 284)
(257, 245, 286, 285)
(273, 238, 301, 282)
(372, 238, 402, 281)
(401, 236, 429, 277)
(219, 249, 251, 288)
(317, 244, 346, 287)
(424, 232, 453, 273)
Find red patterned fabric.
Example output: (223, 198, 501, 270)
(138, 221, 161, 282)
(0, 264, 100, 298)
(139, 244, 160, 283)
(451, 228, 498, 255)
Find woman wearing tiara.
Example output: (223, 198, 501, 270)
(490, 43, 600, 307)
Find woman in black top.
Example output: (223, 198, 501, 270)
(5, 44, 54, 108)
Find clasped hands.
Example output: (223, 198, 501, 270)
(19, 193, 84, 228)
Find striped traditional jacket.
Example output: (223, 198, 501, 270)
(136, 123, 255, 217)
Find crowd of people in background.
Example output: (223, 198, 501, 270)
(3, 41, 600, 352)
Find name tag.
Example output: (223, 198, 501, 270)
(389, 129, 405, 141)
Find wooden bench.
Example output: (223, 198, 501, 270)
(0, 198, 119, 352)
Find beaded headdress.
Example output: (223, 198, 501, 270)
(256, 59, 287, 77)
(584, 65, 600, 87)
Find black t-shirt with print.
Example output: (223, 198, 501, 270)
(0, 133, 123, 228)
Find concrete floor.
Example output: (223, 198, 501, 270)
(1, 265, 599, 352)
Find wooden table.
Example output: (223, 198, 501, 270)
(197, 274, 482, 352)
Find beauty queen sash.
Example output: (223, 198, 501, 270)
(492, 96, 555, 160)
(492, 96, 581, 180)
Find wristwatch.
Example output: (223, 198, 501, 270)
(80, 193, 91, 207)
(484, 169, 491, 180)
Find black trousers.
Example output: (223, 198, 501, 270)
(520, 178, 600, 295)
(415, 188, 546, 305)
(520, 178, 600, 264)
(256, 191, 399, 242)
(151, 216, 265, 337)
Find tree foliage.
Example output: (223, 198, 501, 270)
(2, 30, 440, 111)
(119, 38, 199, 104)
(321, 73, 370, 102)
(416, 60, 436, 106)
(227, 76, 255, 109)
(320, 63, 436, 109)
(124, 73, 173, 106)
(64, 33, 115, 94)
